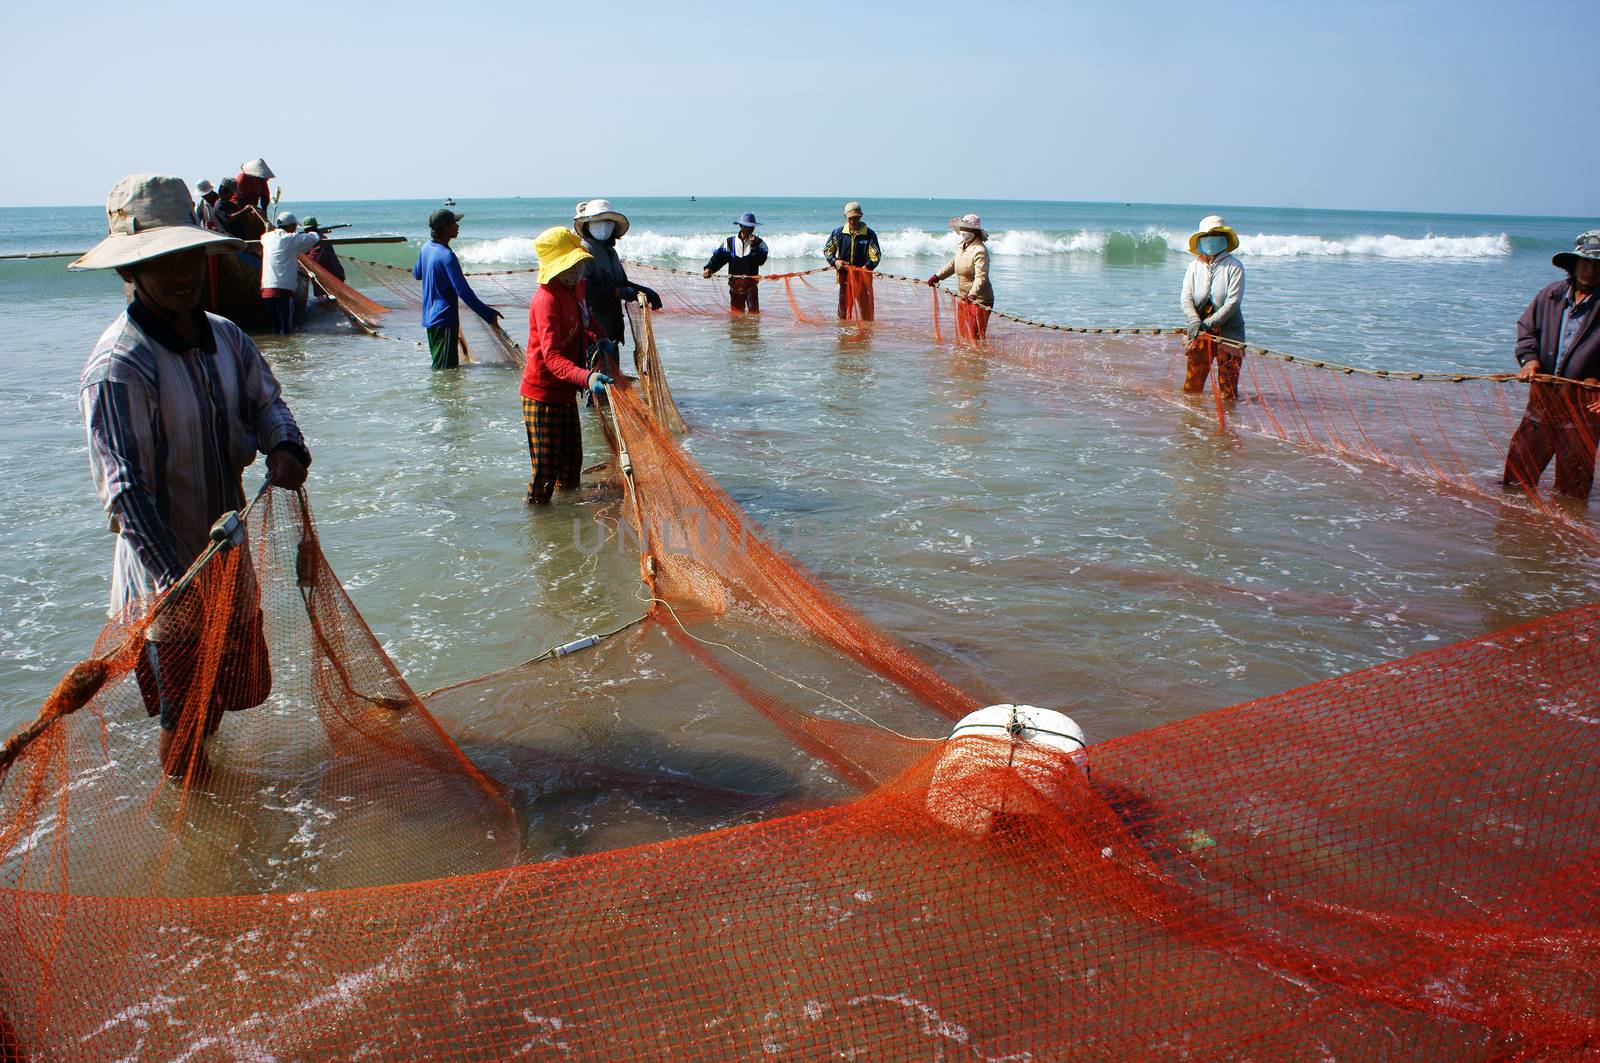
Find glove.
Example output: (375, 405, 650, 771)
(926, 275, 939, 287)
(484, 307, 503, 324)
(588, 371, 614, 398)
(643, 287, 663, 311)
(1185, 322, 1202, 343)
(617, 285, 636, 303)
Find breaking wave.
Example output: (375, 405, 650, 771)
(452, 229, 1515, 267)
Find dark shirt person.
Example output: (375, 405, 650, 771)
(1503, 230, 1600, 498)
(212, 178, 254, 240)
(823, 201, 881, 320)
(412, 208, 502, 370)
(703, 212, 769, 313)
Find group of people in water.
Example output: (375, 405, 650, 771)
(58, 171, 1600, 772)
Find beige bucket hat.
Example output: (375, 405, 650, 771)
(574, 198, 630, 238)
(1188, 214, 1240, 255)
(240, 158, 275, 179)
(70, 174, 245, 271)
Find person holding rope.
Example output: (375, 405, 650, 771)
(824, 201, 881, 320)
(702, 212, 769, 313)
(72, 174, 311, 778)
(575, 199, 662, 345)
(522, 227, 614, 505)
(413, 207, 503, 370)
(926, 213, 994, 341)
(1180, 214, 1246, 398)
(259, 212, 323, 335)
(1502, 230, 1600, 499)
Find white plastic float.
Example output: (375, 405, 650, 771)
(926, 704, 1087, 836)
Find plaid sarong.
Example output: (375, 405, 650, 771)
(523, 397, 583, 503)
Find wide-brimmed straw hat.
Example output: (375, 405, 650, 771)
(70, 174, 244, 271)
(574, 198, 630, 239)
(535, 226, 593, 285)
(1553, 230, 1600, 271)
(949, 213, 989, 241)
(1188, 214, 1240, 255)
(240, 158, 275, 179)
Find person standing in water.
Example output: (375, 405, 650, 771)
(1502, 230, 1600, 499)
(259, 212, 322, 335)
(1180, 214, 1246, 398)
(575, 199, 662, 346)
(412, 207, 503, 370)
(702, 212, 769, 313)
(522, 227, 614, 504)
(927, 213, 994, 341)
(824, 201, 881, 321)
(72, 174, 311, 778)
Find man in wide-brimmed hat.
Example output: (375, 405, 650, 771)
(235, 157, 275, 212)
(702, 212, 769, 313)
(927, 213, 994, 341)
(1502, 229, 1600, 498)
(1179, 214, 1247, 399)
(411, 207, 503, 370)
(520, 227, 614, 504)
(824, 201, 881, 321)
(575, 198, 662, 344)
(72, 173, 311, 778)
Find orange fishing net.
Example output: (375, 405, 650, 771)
(6, 255, 1593, 1059)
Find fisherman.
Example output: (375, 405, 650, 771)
(259, 212, 322, 335)
(235, 158, 275, 213)
(575, 199, 662, 345)
(195, 179, 221, 231)
(1502, 230, 1600, 499)
(702, 212, 769, 313)
(522, 227, 614, 504)
(212, 177, 254, 239)
(926, 213, 994, 340)
(1179, 214, 1246, 399)
(300, 216, 346, 280)
(823, 201, 881, 321)
(412, 207, 503, 370)
(71, 174, 311, 779)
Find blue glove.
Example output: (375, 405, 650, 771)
(589, 372, 614, 398)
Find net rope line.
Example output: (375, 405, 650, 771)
(344, 255, 1598, 391)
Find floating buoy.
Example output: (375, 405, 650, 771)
(926, 704, 1087, 836)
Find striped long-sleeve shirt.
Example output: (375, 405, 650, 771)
(80, 300, 309, 615)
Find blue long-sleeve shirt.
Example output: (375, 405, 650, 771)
(412, 240, 496, 328)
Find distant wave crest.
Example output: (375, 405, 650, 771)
(452, 228, 1514, 266)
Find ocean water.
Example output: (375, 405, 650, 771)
(2, 194, 1597, 840)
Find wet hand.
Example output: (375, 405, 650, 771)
(702, 268, 713, 279)
(266, 449, 308, 491)
(1517, 360, 1539, 382)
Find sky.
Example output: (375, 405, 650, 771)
(2, 0, 1596, 217)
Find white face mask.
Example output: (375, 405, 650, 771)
(587, 220, 616, 241)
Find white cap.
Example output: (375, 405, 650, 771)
(275, 211, 298, 229)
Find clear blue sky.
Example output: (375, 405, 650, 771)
(2, 0, 1594, 216)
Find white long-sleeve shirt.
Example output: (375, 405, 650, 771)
(1180, 252, 1246, 341)
(259, 229, 321, 291)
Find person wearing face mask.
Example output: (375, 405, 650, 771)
(574, 199, 662, 346)
(521, 227, 614, 505)
(702, 212, 769, 312)
(926, 213, 994, 341)
(1502, 230, 1600, 499)
(1180, 215, 1247, 398)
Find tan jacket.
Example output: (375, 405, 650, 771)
(934, 239, 993, 306)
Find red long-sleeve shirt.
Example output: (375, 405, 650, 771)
(235, 172, 271, 211)
(521, 280, 607, 403)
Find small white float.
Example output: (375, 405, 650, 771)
(926, 704, 1087, 836)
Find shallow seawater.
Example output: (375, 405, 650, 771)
(3, 197, 1599, 874)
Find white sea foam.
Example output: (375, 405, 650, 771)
(452, 228, 1514, 266)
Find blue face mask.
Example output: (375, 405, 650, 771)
(1197, 234, 1229, 256)
(587, 220, 616, 241)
